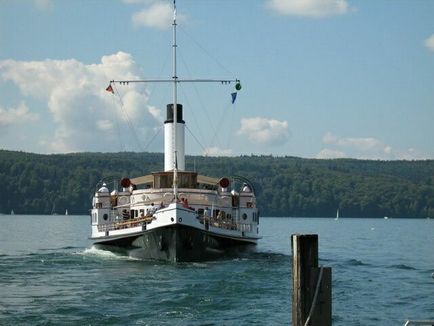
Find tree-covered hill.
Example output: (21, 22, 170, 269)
(1, 149, 434, 218)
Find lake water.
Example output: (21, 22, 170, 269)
(0, 215, 433, 325)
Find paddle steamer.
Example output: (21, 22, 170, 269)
(90, 1, 260, 261)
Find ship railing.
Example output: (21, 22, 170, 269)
(197, 214, 256, 233)
(237, 223, 253, 233)
(404, 320, 434, 325)
(97, 215, 154, 232)
(198, 215, 238, 231)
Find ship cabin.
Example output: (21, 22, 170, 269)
(91, 171, 259, 235)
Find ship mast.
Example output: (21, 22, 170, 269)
(172, 0, 179, 198)
(107, 0, 241, 200)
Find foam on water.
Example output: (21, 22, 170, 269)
(78, 246, 134, 260)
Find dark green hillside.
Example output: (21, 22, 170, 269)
(1, 150, 434, 217)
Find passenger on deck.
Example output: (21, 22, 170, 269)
(181, 198, 189, 209)
(149, 203, 157, 215)
(242, 183, 251, 192)
(217, 211, 223, 221)
(98, 183, 109, 193)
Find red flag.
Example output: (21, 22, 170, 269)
(105, 84, 114, 94)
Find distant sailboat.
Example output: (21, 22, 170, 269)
(335, 208, 339, 220)
(11, 209, 14, 215)
(65, 209, 68, 215)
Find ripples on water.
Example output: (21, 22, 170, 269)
(0, 248, 290, 325)
(0, 215, 433, 325)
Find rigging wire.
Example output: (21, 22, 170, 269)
(134, 36, 173, 154)
(177, 84, 208, 148)
(178, 24, 234, 76)
(143, 45, 172, 109)
(142, 125, 163, 152)
(209, 95, 234, 151)
(178, 51, 228, 152)
(175, 24, 240, 154)
(185, 124, 208, 156)
(111, 92, 126, 152)
(112, 83, 146, 152)
(106, 6, 238, 155)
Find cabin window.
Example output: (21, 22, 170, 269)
(154, 172, 197, 189)
(242, 213, 247, 220)
(154, 174, 171, 188)
(103, 213, 108, 221)
(96, 202, 102, 209)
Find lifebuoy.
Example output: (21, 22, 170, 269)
(118, 196, 129, 206)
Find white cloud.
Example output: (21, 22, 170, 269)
(204, 146, 233, 157)
(127, 0, 186, 30)
(266, 0, 351, 18)
(0, 102, 39, 127)
(0, 52, 162, 153)
(322, 131, 384, 151)
(132, 2, 174, 30)
(238, 117, 289, 146)
(319, 132, 427, 160)
(316, 148, 346, 159)
(424, 34, 434, 52)
(96, 119, 114, 131)
(148, 105, 163, 122)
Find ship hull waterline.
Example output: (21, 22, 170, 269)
(91, 224, 258, 262)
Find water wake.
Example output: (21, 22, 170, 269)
(77, 246, 133, 261)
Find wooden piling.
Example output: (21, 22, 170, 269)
(291, 234, 331, 326)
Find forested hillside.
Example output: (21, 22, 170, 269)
(1, 149, 434, 218)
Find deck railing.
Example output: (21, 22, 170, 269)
(97, 215, 153, 232)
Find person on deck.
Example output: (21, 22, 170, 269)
(181, 198, 189, 209)
(150, 203, 157, 215)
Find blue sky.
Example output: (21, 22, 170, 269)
(1, 0, 434, 160)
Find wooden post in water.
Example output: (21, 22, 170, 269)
(291, 234, 331, 326)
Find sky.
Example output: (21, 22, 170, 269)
(1, 0, 434, 160)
